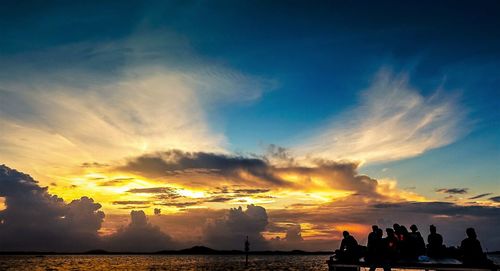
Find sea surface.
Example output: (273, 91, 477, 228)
(0, 254, 498, 271)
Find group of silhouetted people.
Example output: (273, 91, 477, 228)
(335, 224, 491, 270)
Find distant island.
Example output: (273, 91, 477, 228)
(0, 246, 333, 255)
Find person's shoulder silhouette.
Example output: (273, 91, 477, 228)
(427, 225, 444, 258)
(461, 228, 486, 265)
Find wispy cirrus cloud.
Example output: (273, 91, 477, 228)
(294, 70, 468, 164)
(0, 31, 273, 179)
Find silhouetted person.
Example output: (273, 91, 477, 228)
(369, 228, 389, 271)
(399, 225, 412, 259)
(367, 225, 379, 255)
(460, 228, 487, 265)
(337, 231, 359, 262)
(244, 236, 250, 265)
(409, 224, 426, 257)
(427, 225, 443, 258)
(393, 223, 402, 241)
(384, 228, 399, 263)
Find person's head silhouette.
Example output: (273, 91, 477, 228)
(343, 231, 350, 238)
(466, 228, 477, 239)
(430, 224, 437, 234)
(393, 223, 400, 231)
(386, 228, 394, 236)
(410, 224, 418, 232)
(372, 225, 379, 232)
(376, 228, 383, 238)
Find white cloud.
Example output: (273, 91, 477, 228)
(0, 34, 271, 177)
(294, 70, 467, 164)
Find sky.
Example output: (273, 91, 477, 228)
(0, 0, 499, 252)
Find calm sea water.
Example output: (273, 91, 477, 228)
(0, 255, 329, 271)
(0, 255, 498, 271)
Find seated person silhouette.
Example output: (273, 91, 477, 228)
(427, 225, 443, 258)
(367, 225, 379, 260)
(399, 225, 412, 259)
(384, 228, 399, 263)
(460, 228, 488, 265)
(409, 224, 426, 257)
(368, 228, 389, 271)
(336, 231, 360, 262)
(393, 223, 402, 241)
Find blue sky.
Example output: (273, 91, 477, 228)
(1, 0, 499, 196)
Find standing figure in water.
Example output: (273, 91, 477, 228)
(460, 228, 487, 265)
(427, 225, 443, 258)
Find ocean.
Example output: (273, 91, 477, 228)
(0, 254, 498, 271)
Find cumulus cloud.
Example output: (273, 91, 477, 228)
(284, 224, 304, 242)
(0, 165, 178, 252)
(0, 165, 104, 251)
(203, 205, 269, 250)
(105, 210, 176, 252)
(294, 70, 467, 164)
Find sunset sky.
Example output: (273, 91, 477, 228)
(1, 1, 499, 252)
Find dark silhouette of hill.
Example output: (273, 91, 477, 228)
(0, 246, 333, 255)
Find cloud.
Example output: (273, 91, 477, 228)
(490, 196, 500, 203)
(0, 165, 104, 251)
(294, 70, 467, 164)
(266, 199, 500, 250)
(468, 193, 492, 200)
(0, 32, 273, 179)
(284, 224, 304, 242)
(203, 205, 269, 250)
(112, 201, 151, 205)
(105, 210, 176, 252)
(0, 164, 181, 252)
(115, 150, 391, 200)
(118, 150, 288, 186)
(435, 188, 469, 195)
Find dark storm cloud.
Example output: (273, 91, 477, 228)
(435, 188, 469, 194)
(117, 150, 287, 185)
(468, 193, 493, 200)
(117, 150, 381, 197)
